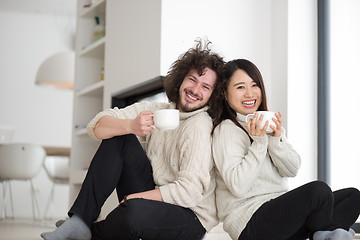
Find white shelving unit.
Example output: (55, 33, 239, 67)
(69, 0, 106, 204)
(69, 0, 163, 218)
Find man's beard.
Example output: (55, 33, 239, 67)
(177, 89, 206, 112)
(178, 99, 207, 112)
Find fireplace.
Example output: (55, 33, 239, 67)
(111, 76, 167, 108)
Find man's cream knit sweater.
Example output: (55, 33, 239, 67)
(87, 101, 218, 231)
(212, 113, 301, 240)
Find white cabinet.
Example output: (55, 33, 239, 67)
(69, 0, 106, 204)
(70, 0, 162, 216)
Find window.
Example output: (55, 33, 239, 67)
(329, 0, 360, 227)
(329, 0, 360, 193)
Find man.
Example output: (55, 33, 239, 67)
(41, 39, 224, 240)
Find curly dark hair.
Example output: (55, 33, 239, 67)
(211, 59, 268, 135)
(164, 39, 224, 119)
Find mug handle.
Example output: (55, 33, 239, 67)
(149, 113, 156, 129)
(246, 113, 255, 123)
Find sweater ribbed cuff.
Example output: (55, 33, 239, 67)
(159, 185, 174, 205)
(251, 135, 268, 148)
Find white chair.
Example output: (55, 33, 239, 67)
(43, 156, 69, 219)
(0, 125, 15, 144)
(0, 143, 46, 220)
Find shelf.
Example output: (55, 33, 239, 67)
(79, 37, 105, 58)
(77, 81, 104, 97)
(75, 128, 88, 136)
(80, 0, 106, 18)
(70, 0, 107, 208)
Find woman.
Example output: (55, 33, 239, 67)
(212, 59, 360, 240)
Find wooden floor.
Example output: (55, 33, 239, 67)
(1, 218, 357, 240)
(0, 218, 231, 240)
(0, 218, 55, 240)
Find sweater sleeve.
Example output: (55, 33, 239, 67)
(86, 101, 169, 140)
(212, 120, 269, 198)
(267, 128, 301, 177)
(159, 114, 214, 208)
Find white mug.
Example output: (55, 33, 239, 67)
(153, 109, 179, 130)
(246, 111, 277, 133)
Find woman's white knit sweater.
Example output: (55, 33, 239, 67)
(87, 101, 218, 231)
(212, 113, 301, 240)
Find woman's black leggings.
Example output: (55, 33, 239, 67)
(239, 181, 360, 240)
(68, 135, 206, 240)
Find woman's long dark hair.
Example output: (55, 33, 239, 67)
(211, 59, 268, 136)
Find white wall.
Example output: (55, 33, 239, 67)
(0, 7, 75, 219)
(160, 0, 272, 84)
(104, 0, 162, 109)
(287, 0, 318, 188)
(270, 0, 288, 129)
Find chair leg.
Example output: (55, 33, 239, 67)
(8, 181, 14, 218)
(1, 181, 6, 219)
(43, 182, 55, 220)
(1, 181, 14, 220)
(30, 180, 40, 221)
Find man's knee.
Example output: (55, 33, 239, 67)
(116, 199, 153, 232)
(100, 134, 142, 154)
(102, 134, 137, 145)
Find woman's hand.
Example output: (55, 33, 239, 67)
(246, 112, 268, 137)
(269, 112, 282, 137)
(130, 111, 154, 136)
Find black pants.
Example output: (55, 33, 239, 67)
(68, 135, 206, 240)
(239, 181, 360, 240)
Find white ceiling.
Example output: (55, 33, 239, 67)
(0, 0, 76, 16)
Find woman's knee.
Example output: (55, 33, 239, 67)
(348, 187, 360, 202)
(306, 181, 333, 203)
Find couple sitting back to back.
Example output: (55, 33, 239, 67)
(41, 40, 360, 240)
